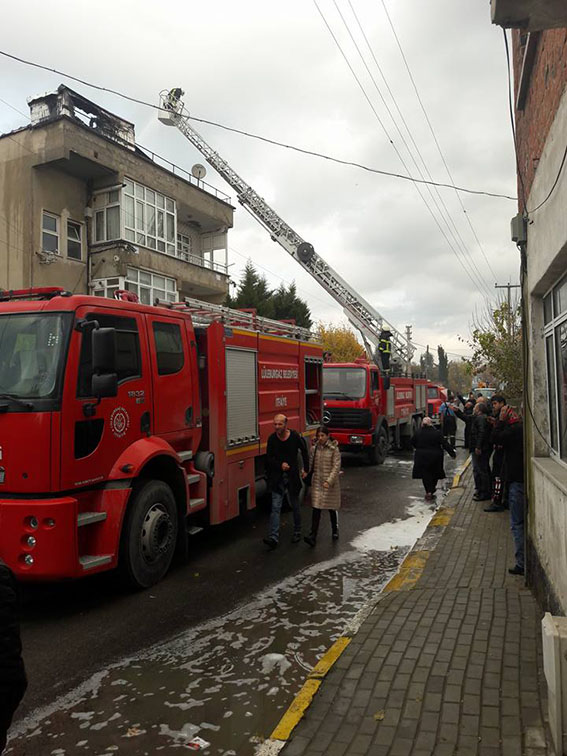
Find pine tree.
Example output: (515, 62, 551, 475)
(437, 345, 449, 385)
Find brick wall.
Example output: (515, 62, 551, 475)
(513, 27, 567, 208)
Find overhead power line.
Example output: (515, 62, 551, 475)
(0, 48, 516, 201)
(312, 1, 493, 301)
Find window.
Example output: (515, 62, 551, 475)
(123, 179, 176, 255)
(67, 221, 82, 260)
(177, 232, 192, 261)
(371, 372, 380, 393)
(153, 321, 184, 375)
(125, 267, 176, 305)
(93, 189, 121, 242)
(42, 212, 59, 254)
(544, 273, 567, 460)
(92, 277, 121, 300)
(77, 314, 141, 397)
(323, 367, 367, 400)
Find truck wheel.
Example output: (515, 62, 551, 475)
(120, 480, 178, 589)
(367, 427, 388, 465)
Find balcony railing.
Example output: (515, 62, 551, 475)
(178, 250, 228, 275)
(136, 143, 231, 203)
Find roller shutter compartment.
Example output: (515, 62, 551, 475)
(226, 348, 258, 446)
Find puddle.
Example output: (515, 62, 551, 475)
(8, 498, 441, 756)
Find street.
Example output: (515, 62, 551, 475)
(8, 446, 465, 756)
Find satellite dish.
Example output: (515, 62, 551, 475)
(192, 164, 207, 180)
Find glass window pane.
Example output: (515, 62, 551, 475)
(147, 205, 156, 236)
(126, 268, 138, 281)
(124, 178, 134, 194)
(153, 275, 165, 289)
(166, 279, 175, 292)
(42, 213, 57, 232)
(147, 237, 156, 249)
(156, 194, 165, 209)
(140, 271, 151, 285)
(166, 244, 175, 256)
(136, 232, 146, 245)
(125, 282, 138, 295)
(153, 321, 184, 375)
(107, 287, 118, 299)
(554, 275, 567, 318)
(544, 293, 553, 325)
(166, 198, 175, 213)
(67, 221, 81, 242)
(547, 335, 559, 450)
(136, 201, 144, 230)
(135, 184, 144, 199)
(106, 206, 120, 239)
(157, 240, 165, 252)
(146, 189, 155, 204)
(107, 278, 120, 286)
(556, 322, 567, 459)
(157, 210, 164, 238)
(125, 228, 136, 242)
(42, 232, 58, 253)
(68, 240, 81, 260)
(166, 214, 175, 242)
(94, 289, 104, 297)
(140, 287, 151, 305)
(167, 293, 176, 303)
(124, 195, 135, 228)
(108, 190, 120, 203)
(154, 289, 166, 301)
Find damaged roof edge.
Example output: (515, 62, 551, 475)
(27, 84, 136, 128)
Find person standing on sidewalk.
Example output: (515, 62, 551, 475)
(304, 425, 341, 547)
(484, 394, 508, 513)
(264, 414, 309, 550)
(493, 407, 525, 575)
(0, 559, 27, 755)
(411, 416, 456, 500)
(470, 402, 492, 501)
(439, 398, 457, 447)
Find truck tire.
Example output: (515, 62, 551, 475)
(120, 480, 178, 589)
(367, 427, 388, 465)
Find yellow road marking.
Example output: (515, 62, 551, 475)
(429, 507, 456, 527)
(309, 637, 351, 679)
(383, 551, 430, 592)
(270, 679, 322, 740)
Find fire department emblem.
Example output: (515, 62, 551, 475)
(110, 407, 130, 439)
(323, 410, 332, 424)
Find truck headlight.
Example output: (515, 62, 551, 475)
(350, 435, 364, 444)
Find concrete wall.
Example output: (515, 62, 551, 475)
(0, 116, 232, 302)
(520, 41, 567, 613)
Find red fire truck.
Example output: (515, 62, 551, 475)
(322, 358, 428, 464)
(426, 384, 448, 426)
(0, 288, 323, 587)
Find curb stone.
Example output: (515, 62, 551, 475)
(257, 455, 472, 754)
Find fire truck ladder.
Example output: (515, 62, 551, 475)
(156, 296, 312, 341)
(157, 91, 415, 367)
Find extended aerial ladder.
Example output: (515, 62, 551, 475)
(158, 90, 415, 371)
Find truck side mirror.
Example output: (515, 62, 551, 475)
(92, 372, 118, 398)
(92, 328, 117, 374)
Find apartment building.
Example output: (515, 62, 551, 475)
(491, 1, 567, 612)
(0, 85, 233, 304)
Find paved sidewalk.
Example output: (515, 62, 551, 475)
(279, 467, 551, 756)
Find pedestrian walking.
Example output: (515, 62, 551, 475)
(304, 425, 341, 547)
(493, 409, 525, 575)
(264, 414, 309, 549)
(411, 416, 456, 500)
(439, 398, 457, 447)
(470, 402, 492, 501)
(0, 559, 27, 755)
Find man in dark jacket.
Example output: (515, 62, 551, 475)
(470, 402, 492, 501)
(493, 416, 525, 575)
(0, 559, 27, 754)
(264, 414, 309, 549)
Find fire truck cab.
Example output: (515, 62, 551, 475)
(0, 288, 322, 587)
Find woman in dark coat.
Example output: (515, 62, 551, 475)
(412, 417, 456, 500)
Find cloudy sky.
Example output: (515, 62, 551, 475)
(0, 0, 519, 361)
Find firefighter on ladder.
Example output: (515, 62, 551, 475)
(378, 330, 392, 373)
(166, 88, 184, 111)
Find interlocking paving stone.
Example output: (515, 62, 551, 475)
(281, 468, 552, 755)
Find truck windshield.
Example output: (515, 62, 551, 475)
(323, 367, 367, 400)
(0, 313, 71, 406)
(427, 387, 438, 399)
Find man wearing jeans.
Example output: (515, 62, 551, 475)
(264, 414, 309, 549)
(493, 410, 525, 575)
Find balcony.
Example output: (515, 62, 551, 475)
(491, 0, 567, 30)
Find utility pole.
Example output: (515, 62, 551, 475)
(405, 325, 412, 376)
(494, 282, 521, 334)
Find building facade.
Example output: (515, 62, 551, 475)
(0, 86, 233, 304)
(492, 2, 567, 612)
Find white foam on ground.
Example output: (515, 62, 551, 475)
(351, 499, 433, 553)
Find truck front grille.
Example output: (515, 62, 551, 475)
(323, 408, 372, 430)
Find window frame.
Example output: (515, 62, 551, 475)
(67, 219, 83, 261)
(543, 272, 567, 463)
(152, 320, 185, 376)
(42, 211, 60, 255)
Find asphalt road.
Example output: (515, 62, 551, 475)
(12, 445, 465, 751)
